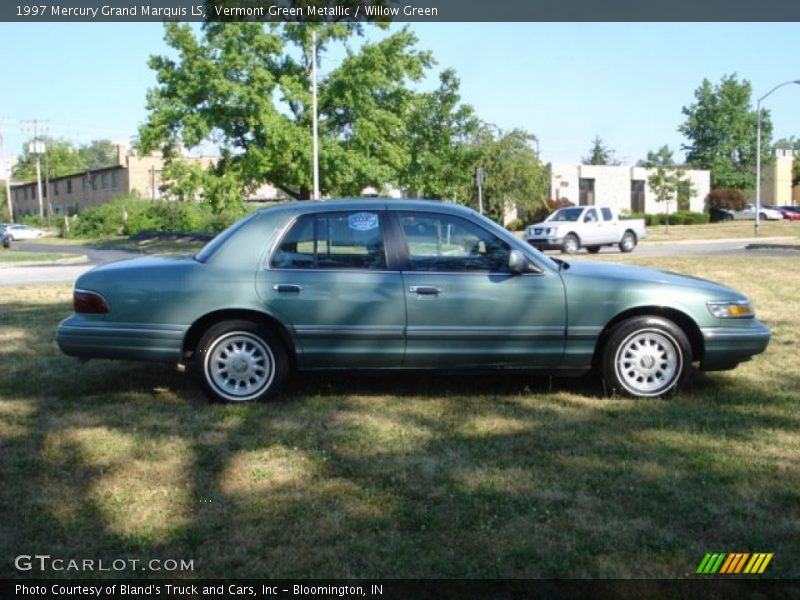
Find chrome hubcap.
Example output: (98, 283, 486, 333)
(205, 332, 275, 401)
(615, 330, 681, 396)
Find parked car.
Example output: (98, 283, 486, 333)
(524, 206, 647, 254)
(765, 205, 800, 221)
(3, 224, 46, 240)
(57, 199, 770, 402)
(716, 204, 783, 221)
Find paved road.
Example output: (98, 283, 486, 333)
(0, 242, 139, 286)
(550, 237, 800, 258)
(2, 237, 798, 287)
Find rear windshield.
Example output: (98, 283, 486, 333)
(194, 212, 259, 263)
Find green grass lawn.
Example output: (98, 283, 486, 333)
(1, 256, 798, 579)
(0, 251, 78, 264)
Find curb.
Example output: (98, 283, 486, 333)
(0, 255, 89, 269)
(745, 244, 800, 251)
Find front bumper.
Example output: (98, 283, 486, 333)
(700, 319, 771, 371)
(526, 236, 565, 251)
(57, 315, 188, 363)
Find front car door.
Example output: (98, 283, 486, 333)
(257, 209, 405, 368)
(394, 210, 566, 368)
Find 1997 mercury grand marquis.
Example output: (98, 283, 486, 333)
(57, 199, 771, 402)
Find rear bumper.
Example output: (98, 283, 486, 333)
(57, 316, 187, 363)
(700, 320, 771, 371)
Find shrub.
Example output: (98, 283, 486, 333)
(643, 211, 709, 226)
(505, 218, 524, 232)
(71, 196, 248, 238)
(707, 188, 746, 211)
(19, 214, 47, 227)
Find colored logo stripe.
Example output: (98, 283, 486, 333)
(697, 553, 773, 575)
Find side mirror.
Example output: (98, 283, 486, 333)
(508, 249, 528, 274)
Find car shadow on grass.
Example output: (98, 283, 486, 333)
(2, 297, 799, 579)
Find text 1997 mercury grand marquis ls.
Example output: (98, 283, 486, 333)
(57, 199, 771, 402)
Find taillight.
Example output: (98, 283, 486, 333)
(74, 289, 110, 314)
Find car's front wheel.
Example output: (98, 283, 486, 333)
(193, 320, 288, 403)
(602, 316, 692, 398)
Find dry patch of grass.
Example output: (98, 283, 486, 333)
(1, 258, 799, 579)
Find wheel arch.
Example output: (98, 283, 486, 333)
(591, 306, 704, 369)
(182, 309, 297, 370)
(622, 228, 638, 243)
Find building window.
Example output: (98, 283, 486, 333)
(579, 178, 595, 206)
(101, 173, 108, 189)
(67, 180, 73, 194)
(631, 180, 645, 213)
(53, 181, 59, 196)
(91, 175, 97, 190)
(111, 171, 119, 189)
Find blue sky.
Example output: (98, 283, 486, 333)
(1, 22, 799, 168)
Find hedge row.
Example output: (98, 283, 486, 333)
(63, 197, 248, 238)
(626, 211, 710, 226)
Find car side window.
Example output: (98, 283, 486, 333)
(398, 212, 511, 272)
(584, 209, 598, 223)
(601, 208, 613, 221)
(271, 211, 387, 270)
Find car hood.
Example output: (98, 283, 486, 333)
(561, 259, 745, 299)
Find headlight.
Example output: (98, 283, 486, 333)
(707, 300, 754, 319)
(546, 227, 556, 235)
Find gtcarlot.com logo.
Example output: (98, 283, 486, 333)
(696, 552, 773, 575)
(14, 554, 194, 573)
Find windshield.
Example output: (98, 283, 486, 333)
(546, 207, 583, 222)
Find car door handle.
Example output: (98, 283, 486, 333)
(273, 284, 303, 293)
(409, 286, 441, 295)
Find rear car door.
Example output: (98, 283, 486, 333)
(395, 210, 566, 368)
(257, 209, 405, 368)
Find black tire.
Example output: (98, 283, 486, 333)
(586, 246, 601, 254)
(602, 316, 693, 398)
(619, 231, 636, 253)
(759, 212, 767, 220)
(561, 233, 580, 254)
(193, 319, 288, 403)
(724, 214, 734, 221)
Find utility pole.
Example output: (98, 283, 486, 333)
(23, 120, 46, 218)
(0, 120, 14, 221)
(311, 29, 320, 201)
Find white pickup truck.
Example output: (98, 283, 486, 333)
(524, 206, 647, 254)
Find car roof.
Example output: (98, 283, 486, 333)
(257, 198, 479, 219)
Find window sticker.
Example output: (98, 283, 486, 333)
(348, 212, 379, 231)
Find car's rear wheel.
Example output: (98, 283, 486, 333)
(602, 316, 692, 398)
(619, 231, 636, 253)
(193, 320, 288, 403)
(561, 234, 580, 254)
(587, 246, 601, 254)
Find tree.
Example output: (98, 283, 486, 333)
(582, 136, 619, 166)
(138, 22, 470, 208)
(465, 126, 548, 223)
(640, 145, 695, 232)
(78, 140, 119, 170)
(679, 74, 772, 192)
(401, 69, 480, 200)
(12, 137, 86, 183)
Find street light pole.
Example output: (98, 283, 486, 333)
(755, 79, 800, 236)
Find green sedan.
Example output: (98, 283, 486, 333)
(57, 199, 770, 402)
